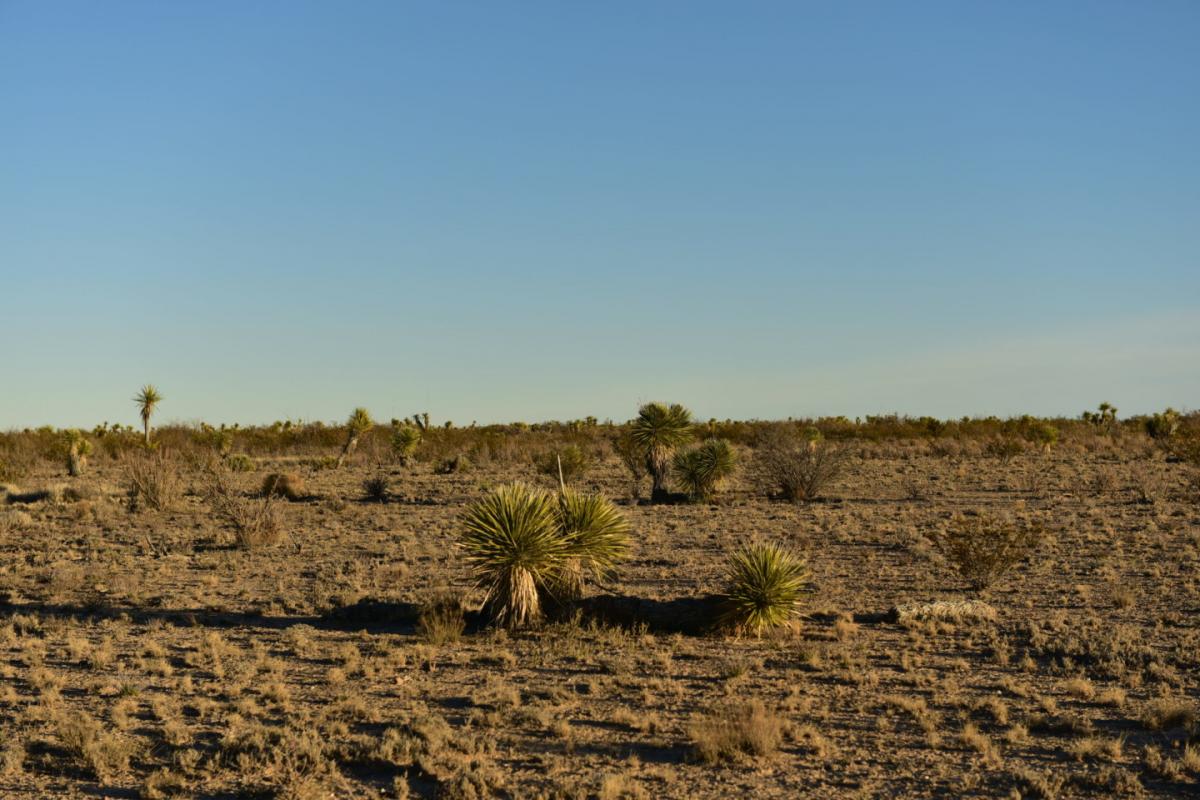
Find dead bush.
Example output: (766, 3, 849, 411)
(261, 472, 307, 501)
(209, 466, 286, 549)
(750, 425, 848, 502)
(937, 510, 1043, 590)
(123, 450, 183, 511)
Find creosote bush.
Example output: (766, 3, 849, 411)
(458, 483, 630, 627)
(750, 425, 848, 502)
(673, 438, 737, 501)
(720, 542, 808, 635)
(939, 510, 1043, 590)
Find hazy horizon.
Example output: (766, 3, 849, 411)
(4, 1, 1198, 428)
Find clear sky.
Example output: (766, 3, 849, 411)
(2, 1, 1197, 428)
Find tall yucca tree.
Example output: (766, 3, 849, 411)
(134, 385, 163, 445)
(336, 407, 374, 468)
(629, 402, 694, 503)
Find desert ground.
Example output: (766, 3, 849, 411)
(1, 418, 1198, 799)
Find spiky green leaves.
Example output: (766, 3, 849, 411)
(629, 402, 694, 502)
(720, 542, 808, 636)
(674, 439, 737, 501)
(459, 483, 631, 628)
(346, 408, 374, 436)
(390, 424, 422, 462)
(134, 385, 162, 444)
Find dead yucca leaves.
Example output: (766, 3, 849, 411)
(458, 483, 630, 628)
(206, 463, 286, 549)
(938, 509, 1044, 590)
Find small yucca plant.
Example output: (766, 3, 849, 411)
(459, 483, 631, 627)
(629, 402, 694, 502)
(674, 439, 737, 501)
(336, 407, 374, 468)
(720, 542, 808, 636)
(390, 424, 422, 465)
(134, 385, 162, 445)
(552, 489, 631, 600)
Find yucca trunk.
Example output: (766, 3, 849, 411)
(335, 434, 360, 469)
(67, 449, 86, 477)
(142, 415, 152, 445)
(647, 447, 671, 503)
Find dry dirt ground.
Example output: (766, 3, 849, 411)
(1, 444, 1198, 799)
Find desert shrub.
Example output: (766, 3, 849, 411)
(435, 454, 471, 474)
(673, 439, 737, 501)
(53, 709, 132, 781)
(534, 444, 591, 486)
(226, 453, 253, 472)
(458, 483, 630, 628)
(123, 450, 183, 511)
(628, 402, 694, 502)
(418, 592, 467, 645)
(390, 423, 422, 464)
(209, 466, 285, 549)
(1143, 408, 1180, 441)
(688, 698, 785, 763)
(193, 423, 233, 456)
(261, 472, 306, 501)
(985, 436, 1025, 463)
(750, 425, 848, 502)
(720, 542, 808, 635)
(62, 430, 92, 477)
(938, 511, 1043, 590)
(362, 474, 389, 502)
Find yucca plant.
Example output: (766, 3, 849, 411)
(336, 407, 374, 468)
(720, 542, 808, 636)
(459, 483, 567, 628)
(629, 402, 694, 502)
(552, 488, 631, 600)
(459, 483, 631, 627)
(674, 439, 737, 501)
(134, 385, 162, 446)
(390, 423, 422, 465)
(62, 429, 92, 477)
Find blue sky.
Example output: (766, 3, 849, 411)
(2, 1, 1197, 427)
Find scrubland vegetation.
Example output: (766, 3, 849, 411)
(0, 400, 1198, 798)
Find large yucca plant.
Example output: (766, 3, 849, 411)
(629, 402, 693, 502)
(674, 439, 737, 501)
(336, 407, 374, 468)
(459, 483, 631, 627)
(134, 385, 162, 445)
(720, 542, 808, 636)
(390, 423, 422, 465)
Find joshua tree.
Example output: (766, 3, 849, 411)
(629, 402, 694, 502)
(336, 407, 374, 468)
(134, 385, 163, 445)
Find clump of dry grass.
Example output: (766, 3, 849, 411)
(123, 450, 182, 511)
(262, 472, 307, 501)
(688, 697, 785, 763)
(418, 592, 467, 645)
(1140, 697, 1197, 731)
(53, 709, 133, 782)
